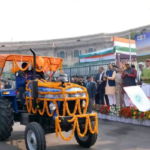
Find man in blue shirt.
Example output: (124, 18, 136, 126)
(86, 76, 96, 113)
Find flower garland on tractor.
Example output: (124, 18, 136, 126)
(11, 56, 98, 141)
(25, 80, 98, 141)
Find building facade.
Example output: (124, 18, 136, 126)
(1, 25, 150, 68)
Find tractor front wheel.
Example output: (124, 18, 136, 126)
(25, 122, 46, 150)
(75, 121, 97, 148)
(0, 98, 14, 141)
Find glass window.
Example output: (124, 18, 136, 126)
(71, 51, 74, 57)
(60, 51, 65, 59)
(88, 48, 93, 53)
(74, 50, 79, 57)
(57, 53, 59, 57)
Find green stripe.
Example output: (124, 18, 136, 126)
(114, 46, 136, 53)
(79, 48, 114, 59)
(77, 59, 115, 66)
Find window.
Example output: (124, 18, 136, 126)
(71, 51, 74, 58)
(60, 51, 65, 59)
(57, 53, 60, 57)
(74, 50, 79, 57)
(88, 48, 94, 53)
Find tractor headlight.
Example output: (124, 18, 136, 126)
(49, 103, 56, 110)
(79, 93, 86, 97)
(82, 100, 86, 107)
(3, 91, 10, 95)
(66, 93, 86, 98)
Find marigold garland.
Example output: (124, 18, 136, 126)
(25, 80, 89, 117)
(55, 113, 98, 141)
(25, 79, 98, 141)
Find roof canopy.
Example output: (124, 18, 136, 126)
(0, 54, 63, 74)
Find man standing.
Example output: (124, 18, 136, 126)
(78, 76, 86, 87)
(91, 77, 97, 89)
(95, 67, 105, 105)
(86, 76, 96, 113)
(104, 64, 116, 106)
(141, 59, 150, 97)
(73, 75, 79, 85)
(136, 62, 144, 85)
(121, 62, 137, 107)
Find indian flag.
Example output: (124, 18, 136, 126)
(113, 37, 136, 56)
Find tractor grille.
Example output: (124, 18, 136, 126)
(58, 100, 84, 116)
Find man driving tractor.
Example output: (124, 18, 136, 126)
(17, 56, 45, 105)
(22, 56, 45, 80)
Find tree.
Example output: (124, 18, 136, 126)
(126, 31, 140, 40)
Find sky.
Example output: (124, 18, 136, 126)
(0, 0, 150, 42)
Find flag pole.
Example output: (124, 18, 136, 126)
(129, 34, 131, 63)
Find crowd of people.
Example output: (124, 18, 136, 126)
(3, 58, 150, 112)
(71, 59, 150, 110)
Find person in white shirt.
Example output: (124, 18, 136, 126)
(141, 59, 150, 97)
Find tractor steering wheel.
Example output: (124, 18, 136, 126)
(26, 74, 41, 81)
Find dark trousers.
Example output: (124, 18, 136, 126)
(95, 92, 99, 104)
(18, 87, 25, 105)
(98, 88, 105, 105)
(105, 95, 110, 106)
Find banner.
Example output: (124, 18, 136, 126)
(135, 32, 150, 62)
(123, 86, 150, 112)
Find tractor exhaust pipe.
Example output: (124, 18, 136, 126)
(30, 48, 38, 109)
(30, 48, 36, 80)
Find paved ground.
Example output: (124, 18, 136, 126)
(0, 119, 150, 150)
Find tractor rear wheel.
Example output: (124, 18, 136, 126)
(75, 121, 97, 148)
(0, 98, 14, 141)
(25, 122, 46, 150)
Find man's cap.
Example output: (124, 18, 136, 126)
(146, 59, 150, 62)
(139, 62, 144, 65)
(36, 57, 44, 68)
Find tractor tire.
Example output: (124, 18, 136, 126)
(0, 98, 14, 141)
(75, 121, 97, 148)
(25, 122, 46, 150)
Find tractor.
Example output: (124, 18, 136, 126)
(0, 49, 98, 150)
